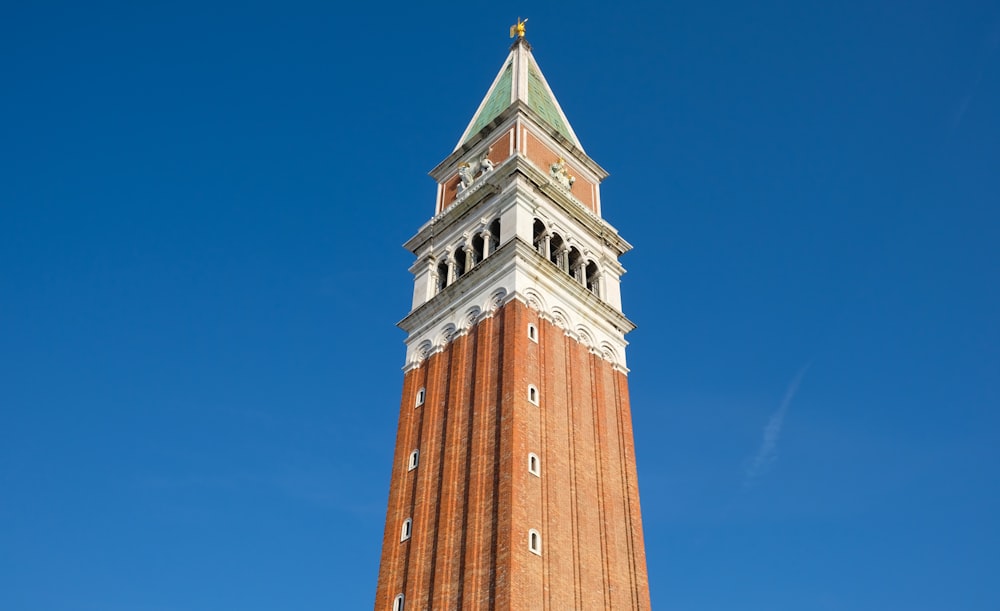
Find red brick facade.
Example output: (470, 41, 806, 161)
(437, 127, 599, 214)
(375, 299, 651, 610)
(439, 130, 515, 212)
(522, 130, 598, 213)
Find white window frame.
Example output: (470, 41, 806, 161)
(528, 384, 539, 406)
(400, 518, 412, 542)
(527, 323, 538, 343)
(415, 387, 425, 407)
(393, 593, 405, 611)
(528, 452, 540, 477)
(529, 529, 542, 555)
(407, 450, 419, 471)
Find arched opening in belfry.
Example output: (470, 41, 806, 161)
(488, 219, 501, 252)
(455, 246, 468, 277)
(436, 260, 449, 292)
(586, 260, 600, 295)
(472, 233, 485, 265)
(567, 247, 583, 283)
(548, 233, 564, 268)
(533, 219, 546, 255)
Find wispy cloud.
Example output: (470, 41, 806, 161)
(951, 73, 986, 133)
(951, 19, 1000, 133)
(743, 362, 812, 487)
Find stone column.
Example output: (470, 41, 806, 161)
(480, 230, 492, 259)
(428, 259, 440, 296)
(446, 253, 457, 285)
(466, 238, 479, 267)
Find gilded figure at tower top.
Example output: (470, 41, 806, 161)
(509, 17, 527, 39)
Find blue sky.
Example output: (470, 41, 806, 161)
(2, 1, 999, 609)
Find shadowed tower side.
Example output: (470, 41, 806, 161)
(374, 23, 652, 611)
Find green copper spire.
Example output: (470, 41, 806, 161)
(456, 34, 582, 151)
(465, 63, 513, 140)
(526, 61, 570, 139)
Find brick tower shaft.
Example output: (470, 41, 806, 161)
(375, 31, 652, 611)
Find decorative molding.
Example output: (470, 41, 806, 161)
(401, 172, 635, 373)
(403, 289, 629, 373)
(463, 306, 482, 330)
(549, 307, 570, 330)
(437, 323, 457, 347)
(488, 288, 508, 312)
(523, 288, 547, 313)
(412, 156, 628, 259)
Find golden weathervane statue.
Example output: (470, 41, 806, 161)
(509, 17, 527, 39)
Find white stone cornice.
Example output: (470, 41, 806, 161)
(399, 238, 633, 373)
(409, 155, 630, 259)
(512, 158, 631, 256)
(404, 159, 515, 255)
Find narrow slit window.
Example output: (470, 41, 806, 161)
(408, 450, 419, 471)
(528, 385, 539, 406)
(400, 518, 412, 542)
(527, 323, 538, 343)
(415, 387, 425, 407)
(528, 453, 540, 477)
(529, 529, 542, 555)
(393, 594, 405, 611)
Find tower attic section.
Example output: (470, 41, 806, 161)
(400, 37, 634, 372)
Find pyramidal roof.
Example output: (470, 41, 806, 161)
(455, 37, 583, 152)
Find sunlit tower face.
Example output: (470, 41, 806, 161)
(374, 29, 652, 611)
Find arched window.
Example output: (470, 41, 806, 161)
(488, 219, 501, 252)
(527, 323, 538, 343)
(532, 219, 546, 256)
(415, 387, 425, 407)
(585, 260, 600, 295)
(528, 452, 540, 477)
(548, 233, 564, 269)
(529, 529, 542, 555)
(408, 450, 419, 471)
(455, 245, 468, 277)
(528, 385, 539, 406)
(472, 233, 485, 265)
(436, 261, 449, 292)
(567, 247, 583, 284)
(400, 518, 412, 542)
(392, 593, 405, 611)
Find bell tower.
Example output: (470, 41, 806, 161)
(375, 25, 652, 610)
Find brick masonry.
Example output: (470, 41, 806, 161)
(375, 299, 651, 610)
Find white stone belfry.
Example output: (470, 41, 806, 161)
(400, 36, 634, 372)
